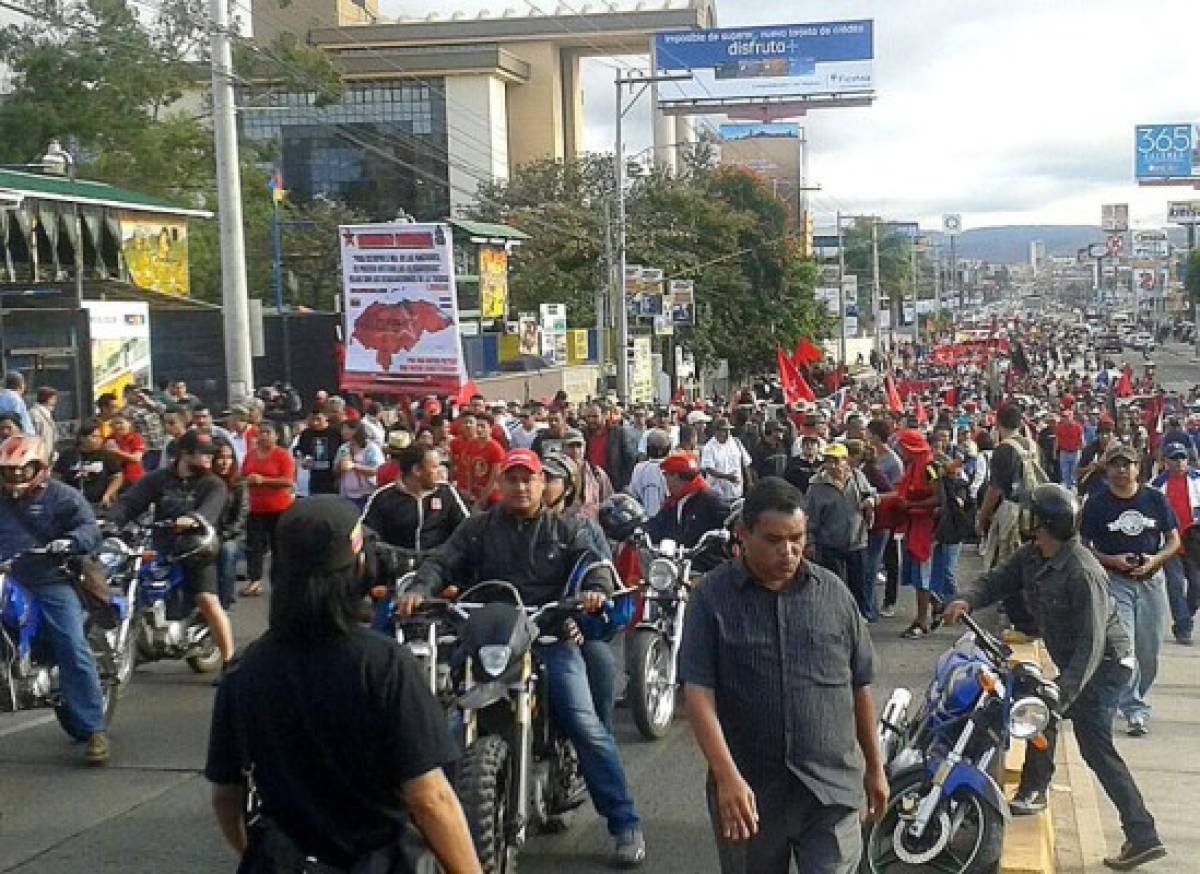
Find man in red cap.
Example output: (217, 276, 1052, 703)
(644, 452, 732, 573)
(401, 447, 647, 866)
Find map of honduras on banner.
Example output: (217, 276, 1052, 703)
(339, 223, 467, 393)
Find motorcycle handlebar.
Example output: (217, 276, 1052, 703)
(961, 613, 1012, 663)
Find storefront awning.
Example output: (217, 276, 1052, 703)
(448, 219, 530, 244)
(0, 169, 211, 218)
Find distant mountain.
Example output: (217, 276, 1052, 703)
(943, 225, 1104, 264)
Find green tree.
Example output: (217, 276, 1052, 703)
(1186, 249, 1200, 303)
(842, 220, 913, 330)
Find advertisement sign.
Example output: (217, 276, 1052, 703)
(669, 279, 696, 325)
(1101, 203, 1129, 233)
(1132, 231, 1169, 260)
(83, 301, 151, 399)
(626, 265, 665, 317)
(654, 20, 873, 106)
(339, 223, 466, 394)
(629, 336, 654, 405)
(539, 303, 568, 365)
(717, 123, 800, 140)
(478, 246, 508, 320)
(119, 212, 189, 296)
(942, 214, 962, 236)
(1168, 201, 1200, 224)
(1135, 123, 1199, 179)
(518, 312, 540, 356)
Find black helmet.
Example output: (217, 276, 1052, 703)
(1029, 483, 1079, 542)
(598, 494, 647, 542)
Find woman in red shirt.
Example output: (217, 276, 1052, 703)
(894, 429, 942, 639)
(240, 423, 296, 596)
(106, 415, 145, 486)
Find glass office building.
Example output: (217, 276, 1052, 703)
(239, 80, 450, 221)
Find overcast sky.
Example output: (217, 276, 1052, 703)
(386, 0, 1200, 231)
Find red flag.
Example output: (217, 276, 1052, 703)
(943, 387, 957, 407)
(885, 374, 903, 414)
(454, 379, 479, 408)
(1114, 369, 1133, 399)
(777, 348, 815, 403)
(916, 399, 929, 425)
(792, 337, 823, 369)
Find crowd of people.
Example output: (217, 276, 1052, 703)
(0, 308, 1192, 872)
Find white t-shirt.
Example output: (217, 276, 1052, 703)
(701, 436, 752, 501)
(628, 459, 668, 517)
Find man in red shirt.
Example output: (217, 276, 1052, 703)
(463, 415, 504, 506)
(105, 415, 145, 487)
(1054, 409, 1085, 491)
(1152, 442, 1200, 645)
(447, 413, 476, 493)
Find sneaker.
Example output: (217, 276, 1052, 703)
(1174, 630, 1194, 646)
(612, 828, 646, 868)
(900, 623, 928, 640)
(85, 732, 110, 766)
(880, 603, 896, 618)
(1126, 715, 1149, 738)
(1010, 788, 1048, 816)
(1103, 839, 1167, 870)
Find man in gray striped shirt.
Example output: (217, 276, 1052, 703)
(680, 476, 888, 873)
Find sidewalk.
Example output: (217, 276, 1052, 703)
(1054, 637, 1200, 873)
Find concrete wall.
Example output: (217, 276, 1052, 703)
(498, 40, 565, 166)
(476, 364, 602, 404)
(445, 75, 509, 213)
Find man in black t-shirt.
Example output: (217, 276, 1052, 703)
(294, 410, 344, 495)
(1080, 445, 1178, 738)
(206, 497, 478, 872)
(54, 420, 123, 507)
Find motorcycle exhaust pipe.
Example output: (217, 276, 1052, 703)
(877, 688, 912, 764)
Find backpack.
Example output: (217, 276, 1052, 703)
(1002, 435, 1049, 538)
(934, 464, 975, 545)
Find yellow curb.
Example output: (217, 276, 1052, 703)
(999, 641, 1055, 874)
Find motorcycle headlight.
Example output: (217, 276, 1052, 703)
(478, 645, 512, 678)
(647, 558, 676, 592)
(97, 537, 131, 572)
(1009, 696, 1051, 740)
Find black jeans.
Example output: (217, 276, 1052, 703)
(1020, 659, 1158, 847)
(246, 512, 283, 582)
(882, 535, 900, 608)
(815, 546, 868, 618)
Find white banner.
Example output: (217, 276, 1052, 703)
(339, 223, 466, 393)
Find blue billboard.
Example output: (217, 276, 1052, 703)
(1135, 123, 1198, 179)
(654, 21, 874, 105)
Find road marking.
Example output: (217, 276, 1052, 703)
(0, 713, 56, 738)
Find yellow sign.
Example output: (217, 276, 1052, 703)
(119, 211, 189, 295)
(479, 246, 508, 320)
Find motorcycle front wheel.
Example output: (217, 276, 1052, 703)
(185, 624, 223, 674)
(456, 734, 518, 874)
(862, 769, 1004, 874)
(627, 628, 675, 740)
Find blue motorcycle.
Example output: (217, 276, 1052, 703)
(0, 546, 136, 738)
(99, 519, 223, 675)
(863, 614, 1060, 873)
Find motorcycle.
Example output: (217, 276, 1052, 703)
(0, 546, 136, 738)
(624, 527, 730, 740)
(401, 578, 627, 874)
(103, 519, 223, 674)
(863, 613, 1061, 873)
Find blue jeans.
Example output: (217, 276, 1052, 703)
(217, 539, 242, 609)
(1108, 572, 1169, 723)
(540, 641, 640, 836)
(32, 583, 106, 736)
(931, 542, 962, 604)
(1058, 450, 1081, 489)
(901, 549, 932, 591)
(581, 639, 616, 733)
(1163, 555, 1200, 636)
(861, 531, 890, 621)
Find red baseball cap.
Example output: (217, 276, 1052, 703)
(661, 451, 700, 478)
(500, 448, 543, 475)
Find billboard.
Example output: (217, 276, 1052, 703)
(1168, 201, 1200, 224)
(119, 211, 189, 296)
(478, 246, 508, 320)
(669, 279, 695, 326)
(653, 21, 874, 106)
(540, 303, 568, 364)
(83, 301, 151, 399)
(717, 123, 800, 140)
(629, 336, 654, 405)
(1135, 123, 1199, 179)
(339, 223, 467, 394)
(518, 312, 539, 356)
(1101, 204, 1129, 233)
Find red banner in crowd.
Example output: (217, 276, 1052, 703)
(777, 348, 816, 404)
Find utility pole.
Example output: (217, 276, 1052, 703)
(598, 199, 612, 388)
(910, 234, 919, 345)
(612, 68, 690, 404)
(871, 219, 883, 354)
(837, 211, 847, 364)
(949, 234, 958, 310)
(209, 0, 254, 402)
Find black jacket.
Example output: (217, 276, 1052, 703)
(645, 486, 731, 572)
(959, 537, 1132, 710)
(414, 505, 612, 605)
(219, 481, 250, 542)
(113, 467, 228, 552)
(361, 482, 469, 554)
